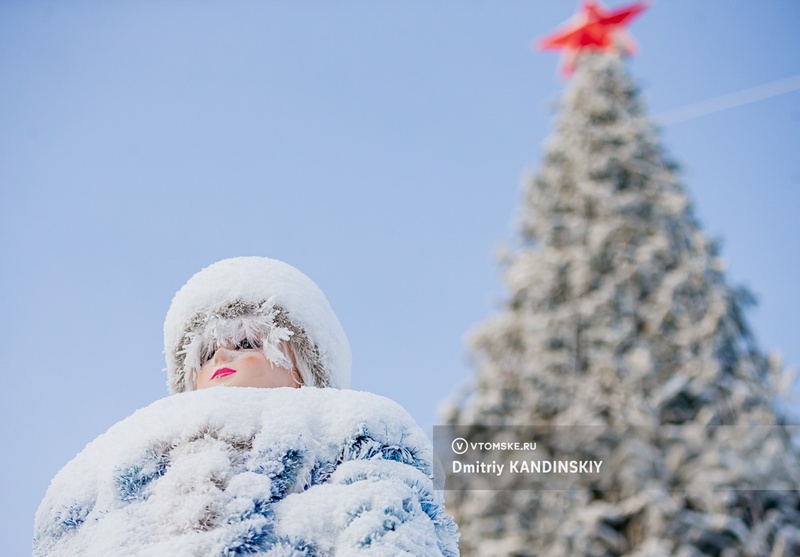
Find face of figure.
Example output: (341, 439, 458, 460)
(196, 340, 302, 390)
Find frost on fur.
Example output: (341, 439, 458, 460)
(34, 388, 459, 556)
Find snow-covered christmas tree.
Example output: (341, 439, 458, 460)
(442, 3, 800, 556)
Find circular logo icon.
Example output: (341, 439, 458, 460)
(451, 437, 468, 455)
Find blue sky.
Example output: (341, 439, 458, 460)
(2, 1, 798, 553)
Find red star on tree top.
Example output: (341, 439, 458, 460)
(538, 1, 648, 76)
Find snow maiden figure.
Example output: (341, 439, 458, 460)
(34, 257, 459, 556)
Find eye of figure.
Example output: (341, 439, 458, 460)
(236, 338, 261, 350)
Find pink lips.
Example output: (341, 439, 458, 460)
(210, 367, 237, 381)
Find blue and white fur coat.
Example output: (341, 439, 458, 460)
(34, 387, 459, 556)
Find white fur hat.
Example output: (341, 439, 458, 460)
(163, 257, 351, 393)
